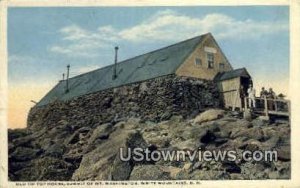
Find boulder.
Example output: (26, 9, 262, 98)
(143, 135, 171, 148)
(11, 134, 35, 149)
(172, 139, 197, 151)
(64, 127, 91, 145)
(10, 147, 42, 162)
(193, 109, 225, 124)
(44, 143, 66, 158)
(8, 129, 29, 142)
(252, 118, 267, 127)
(260, 135, 280, 150)
(238, 139, 262, 151)
(13, 157, 74, 181)
(87, 123, 112, 145)
(189, 170, 230, 180)
(129, 165, 169, 180)
(230, 127, 264, 141)
(272, 161, 290, 179)
(168, 167, 182, 179)
(276, 145, 290, 161)
(110, 153, 133, 180)
(183, 162, 193, 171)
(72, 129, 147, 180)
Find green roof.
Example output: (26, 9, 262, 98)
(37, 33, 209, 106)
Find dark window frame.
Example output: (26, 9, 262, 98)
(207, 53, 214, 69)
(195, 58, 202, 66)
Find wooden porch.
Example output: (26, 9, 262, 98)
(244, 96, 291, 118)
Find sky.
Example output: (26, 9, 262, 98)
(8, 6, 289, 129)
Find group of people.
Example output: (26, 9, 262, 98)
(244, 84, 277, 109)
(259, 87, 276, 99)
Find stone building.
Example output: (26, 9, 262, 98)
(28, 33, 251, 128)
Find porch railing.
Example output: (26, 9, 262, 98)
(244, 96, 291, 118)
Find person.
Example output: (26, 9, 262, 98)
(268, 88, 276, 99)
(260, 87, 268, 98)
(259, 87, 268, 108)
(267, 88, 276, 110)
(240, 85, 246, 109)
(247, 84, 256, 108)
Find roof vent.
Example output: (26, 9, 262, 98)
(112, 46, 118, 80)
(65, 64, 70, 93)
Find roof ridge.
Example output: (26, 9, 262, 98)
(68, 33, 210, 80)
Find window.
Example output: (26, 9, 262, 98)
(207, 53, 214, 69)
(195, 58, 202, 66)
(219, 63, 225, 70)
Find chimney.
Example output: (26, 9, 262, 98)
(30, 100, 37, 104)
(65, 64, 70, 93)
(112, 46, 119, 80)
(62, 73, 65, 81)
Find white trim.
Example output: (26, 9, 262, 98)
(204, 46, 217, 53)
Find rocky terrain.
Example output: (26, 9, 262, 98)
(8, 109, 290, 181)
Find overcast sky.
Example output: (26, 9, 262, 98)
(8, 6, 289, 128)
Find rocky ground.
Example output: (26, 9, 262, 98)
(8, 109, 290, 181)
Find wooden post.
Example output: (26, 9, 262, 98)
(244, 97, 248, 111)
(243, 97, 252, 120)
(264, 95, 269, 118)
(288, 100, 291, 124)
(274, 99, 278, 112)
(232, 90, 238, 111)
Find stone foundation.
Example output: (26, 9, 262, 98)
(28, 75, 220, 130)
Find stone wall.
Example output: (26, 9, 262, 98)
(27, 75, 220, 130)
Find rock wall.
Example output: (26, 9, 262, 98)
(27, 75, 220, 131)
